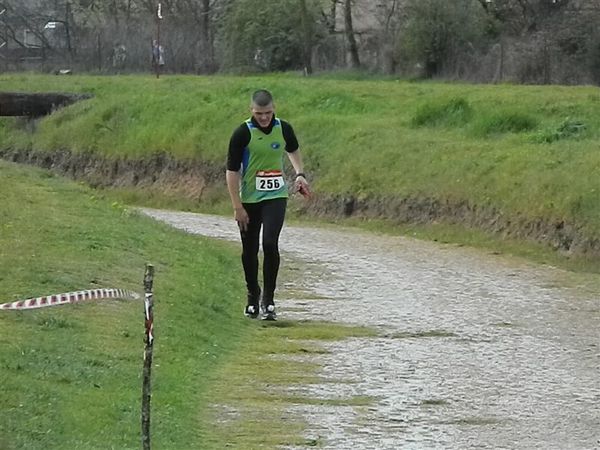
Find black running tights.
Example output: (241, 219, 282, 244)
(240, 198, 287, 302)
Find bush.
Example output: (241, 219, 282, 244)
(411, 97, 473, 127)
(473, 111, 538, 136)
(533, 118, 587, 143)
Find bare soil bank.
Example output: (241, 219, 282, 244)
(2, 148, 598, 259)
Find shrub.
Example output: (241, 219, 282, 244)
(411, 97, 473, 127)
(533, 118, 587, 143)
(473, 111, 538, 136)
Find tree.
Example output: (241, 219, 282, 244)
(299, 0, 313, 73)
(475, 0, 571, 35)
(220, 0, 322, 72)
(343, 0, 359, 68)
(402, 0, 487, 77)
(323, 0, 337, 34)
(475, 0, 600, 83)
(371, 0, 408, 74)
(1, 0, 54, 50)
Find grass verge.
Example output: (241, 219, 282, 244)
(201, 320, 376, 448)
(0, 159, 252, 449)
(0, 74, 598, 242)
(0, 160, 379, 449)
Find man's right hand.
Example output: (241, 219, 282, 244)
(234, 206, 249, 231)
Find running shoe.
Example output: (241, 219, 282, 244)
(261, 302, 276, 321)
(244, 304, 259, 319)
(244, 288, 261, 319)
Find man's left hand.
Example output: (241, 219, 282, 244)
(295, 176, 311, 198)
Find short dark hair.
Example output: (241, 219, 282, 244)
(251, 89, 273, 107)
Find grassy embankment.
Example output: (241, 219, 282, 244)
(0, 160, 374, 449)
(0, 73, 599, 272)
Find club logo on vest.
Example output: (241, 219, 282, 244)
(271, 142, 281, 150)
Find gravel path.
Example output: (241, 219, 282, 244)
(141, 208, 599, 450)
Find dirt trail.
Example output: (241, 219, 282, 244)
(142, 208, 599, 450)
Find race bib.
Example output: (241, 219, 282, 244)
(256, 170, 285, 191)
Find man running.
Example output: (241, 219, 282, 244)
(226, 89, 309, 320)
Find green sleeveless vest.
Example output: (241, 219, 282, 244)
(240, 118, 288, 203)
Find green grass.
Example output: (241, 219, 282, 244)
(411, 97, 473, 127)
(0, 73, 599, 259)
(0, 161, 378, 449)
(533, 117, 587, 143)
(0, 159, 250, 449)
(1, 74, 599, 446)
(471, 110, 538, 136)
(201, 320, 376, 448)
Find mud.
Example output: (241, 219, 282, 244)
(1, 148, 598, 258)
(142, 208, 600, 450)
(306, 194, 599, 256)
(0, 148, 223, 200)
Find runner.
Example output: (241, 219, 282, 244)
(226, 89, 309, 320)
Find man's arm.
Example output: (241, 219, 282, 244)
(226, 170, 243, 210)
(226, 124, 251, 230)
(226, 169, 250, 231)
(282, 120, 305, 180)
(286, 149, 304, 176)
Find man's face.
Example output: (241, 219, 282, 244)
(251, 103, 274, 128)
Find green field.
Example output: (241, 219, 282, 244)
(1, 74, 599, 447)
(0, 160, 377, 449)
(0, 160, 245, 449)
(1, 74, 599, 244)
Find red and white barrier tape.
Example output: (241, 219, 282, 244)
(144, 293, 154, 345)
(0, 288, 140, 311)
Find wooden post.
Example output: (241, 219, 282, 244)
(97, 33, 102, 72)
(155, 3, 163, 79)
(156, 13, 160, 79)
(141, 264, 155, 450)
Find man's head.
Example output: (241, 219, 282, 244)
(250, 89, 274, 128)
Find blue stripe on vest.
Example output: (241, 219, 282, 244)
(241, 146, 250, 175)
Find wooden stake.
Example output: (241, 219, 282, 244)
(141, 264, 155, 450)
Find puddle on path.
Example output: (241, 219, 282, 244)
(141, 208, 600, 449)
